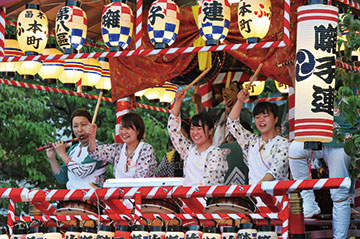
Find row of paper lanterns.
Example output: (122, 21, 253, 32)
(134, 80, 288, 105)
(1, 35, 111, 90)
(135, 82, 178, 103)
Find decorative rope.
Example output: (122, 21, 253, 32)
(135, 0, 143, 50)
(0, 7, 5, 57)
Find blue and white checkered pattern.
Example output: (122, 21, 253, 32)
(101, 2, 133, 50)
(147, 0, 180, 48)
(198, 0, 230, 44)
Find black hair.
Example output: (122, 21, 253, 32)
(253, 102, 278, 118)
(120, 112, 145, 141)
(70, 109, 92, 126)
(181, 118, 190, 136)
(190, 112, 214, 133)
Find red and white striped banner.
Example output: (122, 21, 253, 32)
(212, 71, 252, 85)
(288, 86, 295, 142)
(0, 7, 5, 57)
(337, 0, 360, 10)
(135, 0, 143, 49)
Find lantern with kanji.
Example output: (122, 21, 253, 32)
(95, 58, 112, 91)
(55, 0, 87, 53)
(16, 4, 48, 77)
(81, 58, 102, 91)
(160, 82, 177, 103)
(198, 0, 230, 46)
(275, 81, 289, 94)
(0, 35, 23, 78)
(242, 81, 265, 96)
(294, 5, 338, 145)
(147, 0, 180, 49)
(102, 0, 133, 51)
(38, 44, 64, 84)
(237, 0, 271, 43)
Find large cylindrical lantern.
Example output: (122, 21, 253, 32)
(38, 44, 64, 84)
(102, 0, 133, 51)
(17, 4, 48, 78)
(55, 0, 87, 52)
(198, 0, 230, 46)
(237, 0, 271, 43)
(294, 5, 338, 144)
(81, 58, 102, 90)
(58, 59, 85, 88)
(95, 58, 112, 91)
(0, 35, 24, 77)
(147, 0, 180, 49)
(160, 82, 177, 103)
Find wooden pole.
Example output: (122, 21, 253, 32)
(245, 63, 263, 91)
(184, 67, 211, 92)
(91, 90, 103, 124)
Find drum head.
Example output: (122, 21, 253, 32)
(204, 203, 254, 214)
(141, 204, 175, 214)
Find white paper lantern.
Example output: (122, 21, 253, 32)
(294, 5, 338, 143)
(237, 0, 271, 43)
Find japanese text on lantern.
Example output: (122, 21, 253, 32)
(17, 8, 48, 53)
(311, 23, 337, 116)
(56, 6, 71, 47)
(202, 0, 224, 22)
(148, 6, 165, 25)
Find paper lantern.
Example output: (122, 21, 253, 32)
(16, 4, 48, 77)
(144, 86, 163, 100)
(237, 0, 271, 43)
(0, 35, 23, 76)
(38, 45, 64, 83)
(242, 81, 265, 96)
(55, 0, 87, 52)
(159, 82, 177, 103)
(275, 81, 289, 94)
(294, 5, 338, 143)
(81, 58, 102, 89)
(198, 0, 231, 45)
(59, 59, 85, 88)
(17, 4, 48, 54)
(147, 0, 180, 49)
(135, 89, 147, 98)
(102, 0, 133, 51)
(95, 58, 112, 91)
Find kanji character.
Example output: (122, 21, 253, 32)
(202, 1, 224, 22)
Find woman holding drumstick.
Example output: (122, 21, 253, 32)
(168, 88, 229, 186)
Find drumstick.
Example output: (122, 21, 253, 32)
(245, 63, 263, 91)
(184, 67, 211, 92)
(91, 90, 103, 124)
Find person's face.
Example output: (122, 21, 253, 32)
(119, 123, 139, 145)
(254, 111, 278, 136)
(190, 121, 212, 146)
(72, 116, 90, 144)
(223, 83, 239, 112)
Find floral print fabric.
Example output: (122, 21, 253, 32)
(88, 142, 156, 178)
(167, 113, 228, 185)
(226, 118, 289, 180)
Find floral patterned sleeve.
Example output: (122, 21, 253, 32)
(267, 137, 290, 180)
(88, 143, 123, 164)
(226, 117, 257, 160)
(134, 143, 157, 178)
(201, 147, 229, 185)
(167, 113, 194, 160)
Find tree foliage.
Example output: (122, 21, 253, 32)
(335, 12, 360, 179)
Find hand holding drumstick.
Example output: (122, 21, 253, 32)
(228, 63, 263, 121)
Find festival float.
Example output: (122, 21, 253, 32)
(0, 0, 359, 238)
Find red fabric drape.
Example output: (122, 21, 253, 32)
(110, 0, 306, 101)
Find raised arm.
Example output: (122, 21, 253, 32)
(228, 88, 249, 121)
